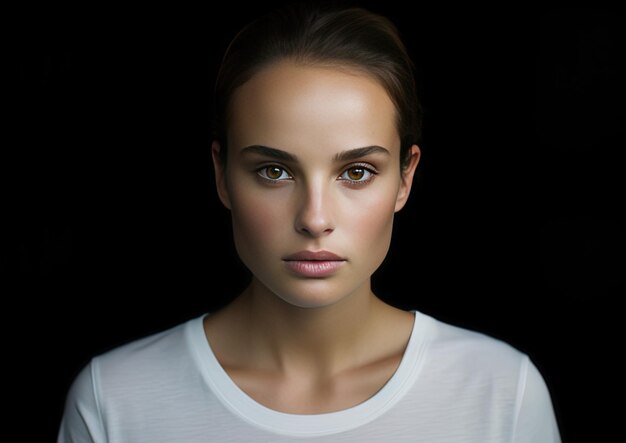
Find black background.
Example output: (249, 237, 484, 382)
(6, 3, 624, 441)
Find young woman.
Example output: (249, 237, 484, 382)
(58, 3, 561, 441)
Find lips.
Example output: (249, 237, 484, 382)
(283, 250, 345, 261)
(282, 250, 346, 277)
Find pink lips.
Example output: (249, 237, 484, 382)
(282, 250, 346, 277)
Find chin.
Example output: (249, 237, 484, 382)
(277, 294, 343, 309)
(272, 279, 356, 309)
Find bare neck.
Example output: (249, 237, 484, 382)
(216, 277, 395, 380)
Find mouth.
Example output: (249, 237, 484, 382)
(282, 250, 346, 277)
(282, 250, 345, 261)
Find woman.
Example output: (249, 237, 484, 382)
(58, 3, 561, 441)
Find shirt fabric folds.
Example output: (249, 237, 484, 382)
(58, 309, 561, 442)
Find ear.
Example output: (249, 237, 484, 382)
(394, 144, 421, 212)
(211, 140, 231, 209)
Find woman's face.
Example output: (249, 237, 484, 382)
(213, 60, 419, 308)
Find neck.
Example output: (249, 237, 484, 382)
(233, 277, 387, 379)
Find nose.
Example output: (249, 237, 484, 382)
(294, 181, 335, 238)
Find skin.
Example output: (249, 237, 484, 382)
(207, 60, 421, 413)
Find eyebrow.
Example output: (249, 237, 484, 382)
(240, 145, 390, 162)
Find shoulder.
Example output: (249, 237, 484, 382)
(417, 310, 528, 379)
(413, 311, 541, 420)
(409, 312, 562, 440)
(98, 317, 190, 362)
(426, 312, 527, 364)
(88, 315, 201, 396)
(60, 315, 203, 437)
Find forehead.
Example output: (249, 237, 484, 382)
(228, 61, 400, 155)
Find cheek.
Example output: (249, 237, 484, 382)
(229, 187, 288, 254)
(344, 184, 398, 253)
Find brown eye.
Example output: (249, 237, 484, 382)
(347, 167, 365, 181)
(257, 165, 291, 181)
(266, 166, 283, 179)
(339, 164, 376, 184)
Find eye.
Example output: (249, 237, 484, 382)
(257, 165, 292, 181)
(339, 164, 377, 184)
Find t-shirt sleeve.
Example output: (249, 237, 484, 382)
(57, 358, 107, 443)
(513, 355, 562, 443)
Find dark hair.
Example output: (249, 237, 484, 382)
(212, 2, 422, 172)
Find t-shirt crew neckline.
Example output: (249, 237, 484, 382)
(187, 309, 433, 438)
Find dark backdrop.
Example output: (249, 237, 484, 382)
(6, 3, 624, 441)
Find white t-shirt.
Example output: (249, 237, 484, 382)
(58, 309, 561, 442)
